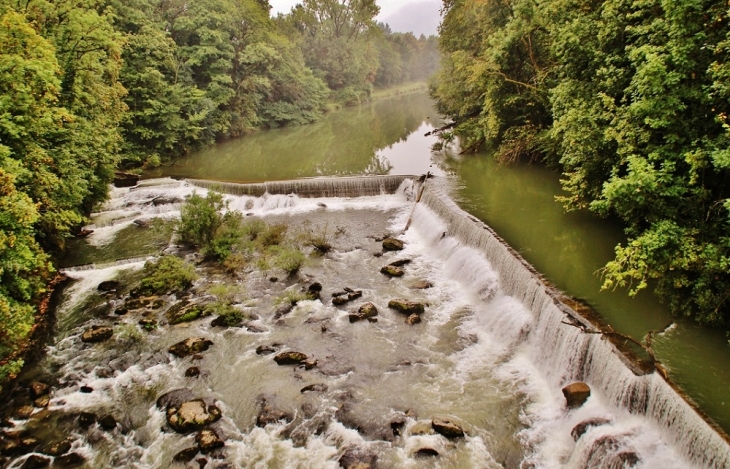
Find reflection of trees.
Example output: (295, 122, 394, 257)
(153, 93, 437, 181)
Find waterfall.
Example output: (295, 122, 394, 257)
(186, 175, 414, 198)
(416, 181, 730, 468)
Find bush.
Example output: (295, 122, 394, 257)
(256, 223, 288, 248)
(270, 246, 306, 275)
(139, 256, 197, 295)
(177, 191, 227, 248)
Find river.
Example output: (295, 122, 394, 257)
(149, 91, 730, 435)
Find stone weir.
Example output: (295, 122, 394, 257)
(186, 174, 414, 198)
(187, 173, 730, 467)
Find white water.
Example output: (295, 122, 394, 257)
(9, 176, 729, 469)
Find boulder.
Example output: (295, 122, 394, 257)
(185, 367, 201, 378)
(169, 338, 213, 358)
(382, 238, 404, 251)
(562, 382, 591, 408)
(54, 452, 85, 467)
(405, 314, 421, 325)
(256, 402, 294, 427)
(307, 282, 322, 301)
(414, 447, 439, 457)
(349, 303, 379, 323)
(96, 415, 116, 431)
(166, 301, 208, 325)
(78, 412, 97, 428)
(113, 172, 139, 188)
(409, 280, 433, 290)
(97, 281, 121, 292)
(21, 454, 51, 468)
(388, 300, 425, 315)
(274, 352, 308, 366)
(173, 447, 199, 463)
(389, 259, 412, 267)
(79, 386, 93, 394)
(196, 429, 224, 453)
(45, 438, 73, 456)
(300, 384, 328, 393)
(571, 418, 611, 441)
(166, 400, 222, 433)
(380, 265, 404, 277)
(81, 326, 113, 343)
(339, 447, 377, 469)
(431, 417, 464, 439)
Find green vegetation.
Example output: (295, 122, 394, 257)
(433, 0, 730, 326)
(139, 256, 198, 295)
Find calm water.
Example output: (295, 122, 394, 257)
(147, 92, 730, 433)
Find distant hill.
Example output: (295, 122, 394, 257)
(383, 1, 441, 37)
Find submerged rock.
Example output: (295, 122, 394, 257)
(339, 447, 378, 469)
(389, 259, 412, 267)
(405, 314, 421, 325)
(274, 352, 308, 366)
(431, 416, 464, 439)
(21, 454, 51, 468)
(78, 412, 97, 428)
(173, 447, 199, 463)
(332, 290, 363, 306)
(414, 447, 439, 457)
(185, 367, 201, 378)
(156, 389, 195, 409)
(97, 281, 121, 292)
(380, 265, 404, 277)
(99, 415, 117, 431)
(166, 400, 222, 433)
(300, 383, 328, 393)
(255, 345, 279, 355)
(571, 418, 611, 441)
(54, 452, 85, 467)
(196, 429, 224, 453)
(45, 438, 73, 456)
(562, 382, 591, 408)
(409, 421, 433, 436)
(349, 303, 379, 323)
(169, 338, 214, 358)
(382, 238, 404, 251)
(388, 299, 425, 315)
(256, 401, 294, 427)
(14, 406, 34, 420)
(409, 280, 433, 290)
(81, 326, 113, 343)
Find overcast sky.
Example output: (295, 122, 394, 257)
(269, 0, 441, 36)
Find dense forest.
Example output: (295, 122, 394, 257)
(431, 0, 730, 328)
(0, 0, 438, 386)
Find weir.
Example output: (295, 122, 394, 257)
(189, 174, 730, 467)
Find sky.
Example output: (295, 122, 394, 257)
(268, 0, 441, 36)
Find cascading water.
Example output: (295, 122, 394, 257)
(3, 176, 728, 469)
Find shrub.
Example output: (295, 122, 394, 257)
(270, 246, 306, 275)
(177, 191, 227, 248)
(139, 256, 197, 295)
(256, 223, 288, 248)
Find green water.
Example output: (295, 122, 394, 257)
(145, 91, 730, 433)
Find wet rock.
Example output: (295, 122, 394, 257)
(389, 259, 412, 267)
(21, 454, 51, 468)
(255, 345, 278, 355)
(79, 386, 93, 394)
(156, 389, 195, 409)
(339, 447, 377, 469)
(300, 384, 328, 393)
(99, 415, 117, 431)
(97, 280, 121, 292)
(81, 326, 113, 343)
(409, 421, 433, 435)
(432, 416, 464, 439)
(125, 296, 164, 310)
(562, 382, 591, 408)
(307, 283, 322, 301)
(349, 303, 379, 323)
(78, 412, 97, 428)
(618, 452, 641, 467)
(133, 218, 151, 228)
(54, 452, 85, 467)
(382, 238, 404, 251)
(269, 277, 278, 282)
(169, 338, 214, 358)
(245, 324, 265, 333)
(256, 402, 294, 427)
(380, 265, 405, 277)
(138, 319, 157, 331)
(388, 300, 425, 315)
(302, 358, 318, 370)
(571, 418, 611, 441)
(274, 351, 308, 366)
(414, 447, 439, 457)
(409, 280, 433, 290)
(151, 196, 183, 206)
(166, 301, 209, 325)
(15, 406, 34, 420)
(390, 416, 407, 436)
(33, 395, 50, 408)
(75, 229, 93, 238)
(405, 314, 421, 325)
(196, 429, 224, 453)
(332, 290, 363, 306)
(113, 172, 139, 188)
(166, 400, 222, 433)
(185, 367, 201, 378)
(173, 447, 199, 463)
(273, 303, 295, 319)
(45, 438, 73, 456)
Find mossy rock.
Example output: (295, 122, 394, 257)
(380, 265, 405, 277)
(211, 311, 244, 328)
(81, 326, 113, 343)
(166, 301, 209, 325)
(169, 337, 214, 358)
(388, 299, 425, 315)
(273, 351, 308, 365)
(382, 238, 404, 251)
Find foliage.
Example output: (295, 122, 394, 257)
(139, 255, 197, 295)
(270, 246, 306, 275)
(433, 0, 730, 325)
(274, 288, 309, 306)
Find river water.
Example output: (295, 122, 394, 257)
(4, 92, 729, 468)
(149, 92, 730, 435)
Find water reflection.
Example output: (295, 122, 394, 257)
(149, 93, 446, 182)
